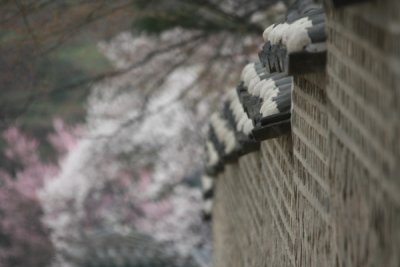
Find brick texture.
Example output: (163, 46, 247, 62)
(292, 73, 332, 267)
(212, 2, 400, 267)
(327, 1, 400, 266)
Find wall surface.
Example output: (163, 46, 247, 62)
(212, 1, 400, 266)
(292, 73, 331, 267)
(213, 136, 295, 267)
(326, 1, 400, 266)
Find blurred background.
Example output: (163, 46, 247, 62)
(0, 0, 289, 266)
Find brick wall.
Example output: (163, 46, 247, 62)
(292, 73, 331, 267)
(327, 1, 400, 266)
(212, 1, 400, 266)
(213, 136, 295, 267)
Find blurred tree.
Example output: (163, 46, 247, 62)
(57, 229, 199, 267)
(0, 122, 79, 267)
(40, 59, 212, 266)
(0, 1, 289, 266)
(0, 0, 288, 129)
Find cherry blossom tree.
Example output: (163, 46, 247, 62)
(0, 121, 79, 267)
(1, 1, 289, 267)
(39, 56, 212, 266)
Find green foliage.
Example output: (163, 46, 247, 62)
(130, 0, 263, 34)
(133, 11, 215, 33)
(50, 42, 111, 76)
(132, 0, 160, 9)
(0, 38, 111, 162)
(21, 41, 111, 129)
(29, 41, 111, 160)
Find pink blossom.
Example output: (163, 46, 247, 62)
(48, 118, 81, 157)
(0, 121, 78, 267)
(3, 126, 39, 165)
